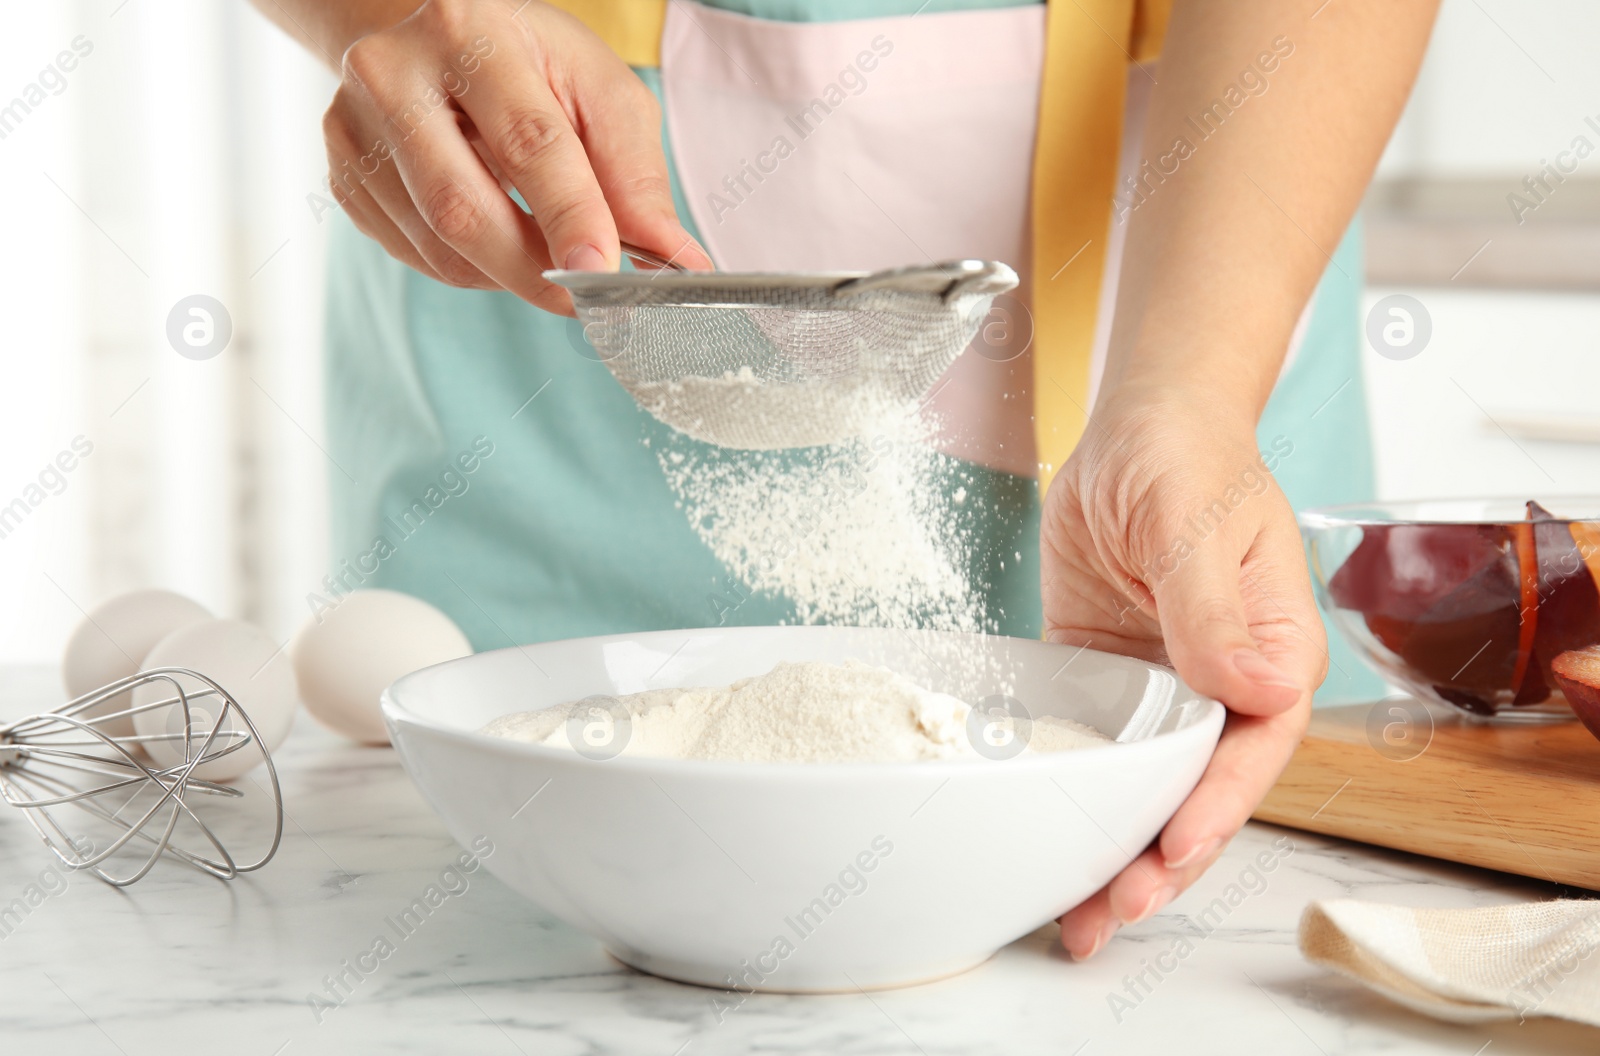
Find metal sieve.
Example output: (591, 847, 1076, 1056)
(545, 249, 1018, 449)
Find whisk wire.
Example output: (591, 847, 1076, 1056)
(0, 667, 284, 886)
(9, 764, 240, 882)
(4, 707, 230, 881)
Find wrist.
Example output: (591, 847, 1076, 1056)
(1091, 376, 1264, 436)
(1096, 313, 1292, 426)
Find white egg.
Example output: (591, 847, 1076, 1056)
(132, 619, 298, 782)
(61, 589, 213, 738)
(291, 589, 473, 745)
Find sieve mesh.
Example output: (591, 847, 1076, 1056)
(545, 260, 1018, 449)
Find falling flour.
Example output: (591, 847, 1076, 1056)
(480, 660, 1112, 763)
(657, 395, 985, 634)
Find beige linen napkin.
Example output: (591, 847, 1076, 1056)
(1299, 899, 1600, 1027)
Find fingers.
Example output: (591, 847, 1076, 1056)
(332, 30, 578, 312)
(321, 2, 714, 311)
(1157, 705, 1308, 871)
(1059, 702, 1309, 959)
(1042, 487, 1168, 662)
(1059, 838, 1227, 960)
(1243, 509, 1333, 694)
(1058, 885, 1117, 960)
(568, 62, 713, 270)
(390, 111, 578, 313)
(456, 56, 619, 273)
(335, 183, 448, 285)
(1149, 516, 1304, 718)
(349, 139, 497, 289)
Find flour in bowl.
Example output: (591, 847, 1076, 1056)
(479, 660, 1111, 763)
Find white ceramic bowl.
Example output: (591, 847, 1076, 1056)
(382, 626, 1223, 992)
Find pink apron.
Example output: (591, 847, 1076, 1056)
(660, 2, 1306, 477)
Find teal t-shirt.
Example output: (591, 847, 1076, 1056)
(321, 0, 1383, 703)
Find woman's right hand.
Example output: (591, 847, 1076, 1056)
(323, 0, 711, 314)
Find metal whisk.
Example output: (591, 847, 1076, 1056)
(0, 668, 284, 886)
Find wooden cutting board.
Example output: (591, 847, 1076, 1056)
(1253, 703, 1600, 890)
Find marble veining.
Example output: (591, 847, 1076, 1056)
(0, 666, 1594, 1055)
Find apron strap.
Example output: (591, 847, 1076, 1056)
(545, 0, 667, 66)
(1030, 0, 1135, 490)
(1131, 0, 1171, 64)
(549, 0, 1169, 493)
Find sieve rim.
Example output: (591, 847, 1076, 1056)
(544, 258, 1018, 303)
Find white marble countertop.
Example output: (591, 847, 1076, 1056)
(1, 665, 1595, 1055)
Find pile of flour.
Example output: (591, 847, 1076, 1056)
(480, 660, 1110, 763)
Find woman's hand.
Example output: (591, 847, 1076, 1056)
(320, 0, 710, 313)
(1041, 387, 1323, 960)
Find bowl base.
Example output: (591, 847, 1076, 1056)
(605, 947, 996, 994)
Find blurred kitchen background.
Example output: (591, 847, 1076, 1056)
(3, 0, 1599, 663)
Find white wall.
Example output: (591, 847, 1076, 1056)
(0, 1, 333, 666)
(1367, 0, 1600, 503)
(0, 5, 89, 667)
(1363, 288, 1600, 503)
(1379, 0, 1600, 179)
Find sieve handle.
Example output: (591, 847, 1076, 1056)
(831, 259, 1017, 303)
(620, 242, 691, 272)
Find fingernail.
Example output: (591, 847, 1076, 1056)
(564, 244, 608, 271)
(1128, 885, 1178, 925)
(676, 232, 714, 270)
(1165, 836, 1222, 871)
(1233, 649, 1299, 691)
(1072, 919, 1119, 962)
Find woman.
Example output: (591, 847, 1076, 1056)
(253, 0, 1438, 960)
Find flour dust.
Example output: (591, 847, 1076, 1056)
(656, 402, 990, 636)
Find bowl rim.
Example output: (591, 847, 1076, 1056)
(379, 626, 1226, 781)
(1299, 495, 1600, 529)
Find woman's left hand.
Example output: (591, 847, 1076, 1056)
(1039, 387, 1324, 959)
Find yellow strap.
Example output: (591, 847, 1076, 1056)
(1029, 0, 1135, 492)
(1130, 0, 1171, 64)
(550, 0, 1167, 494)
(544, 0, 666, 66)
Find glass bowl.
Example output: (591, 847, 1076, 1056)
(1301, 498, 1600, 726)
